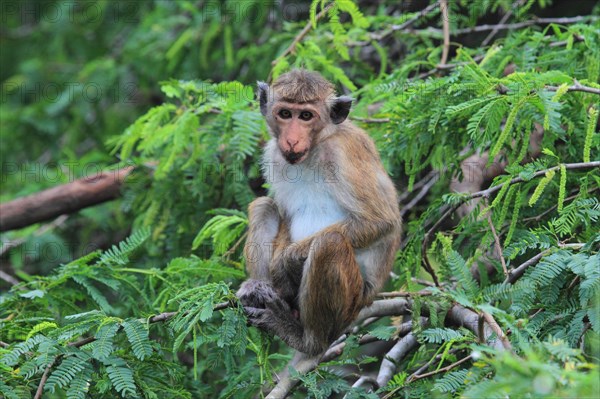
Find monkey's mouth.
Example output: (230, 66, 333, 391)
(283, 150, 308, 164)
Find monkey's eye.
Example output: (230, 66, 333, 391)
(278, 109, 292, 119)
(299, 111, 313, 121)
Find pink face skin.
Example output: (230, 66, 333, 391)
(271, 102, 322, 164)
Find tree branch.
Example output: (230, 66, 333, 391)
(439, 0, 450, 67)
(482, 0, 525, 46)
(376, 333, 420, 387)
(270, 3, 333, 68)
(0, 166, 133, 232)
(408, 354, 473, 381)
(486, 209, 508, 278)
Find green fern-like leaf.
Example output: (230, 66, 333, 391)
(420, 328, 469, 344)
(106, 364, 138, 397)
(0, 381, 21, 399)
(98, 227, 150, 266)
(122, 319, 152, 360)
(92, 321, 120, 360)
(192, 209, 248, 254)
(433, 369, 471, 393)
(45, 355, 89, 393)
(66, 367, 92, 399)
(446, 250, 479, 298)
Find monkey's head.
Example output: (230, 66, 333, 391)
(258, 69, 352, 164)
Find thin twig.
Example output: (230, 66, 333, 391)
(523, 187, 598, 223)
(482, 0, 526, 46)
(34, 359, 56, 399)
(351, 116, 391, 123)
(439, 0, 450, 66)
(401, 173, 439, 217)
(368, 2, 440, 42)
(485, 207, 508, 278)
(0, 214, 69, 257)
(398, 171, 439, 203)
(408, 354, 473, 381)
(406, 348, 460, 382)
(270, 3, 333, 68)
(411, 277, 436, 287)
(439, 15, 598, 35)
(0, 269, 21, 287)
(504, 249, 552, 284)
(546, 82, 600, 96)
(377, 290, 433, 298)
(481, 311, 512, 350)
(472, 162, 600, 200)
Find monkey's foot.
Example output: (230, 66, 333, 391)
(236, 279, 278, 308)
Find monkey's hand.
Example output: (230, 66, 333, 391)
(284, 238, 313, 265)
(236, 279, 279, 309)
(245, 295, 301, 334)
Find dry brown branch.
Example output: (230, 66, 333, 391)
(0, 166, 133, 232)
(486, 210, 508, 278)
(34, 360, 56, 399)
(504, 249, 553, 284)
(481, 311, 512, 350)
(446, 305, 507, 351)
(439, 0, 450, 66)
(408, 354, 473, 381)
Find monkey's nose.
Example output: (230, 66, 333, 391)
(286, 139, 299, 150)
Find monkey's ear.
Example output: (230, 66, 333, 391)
(330, 96, 353, 124)
(257, 81, 269, 116)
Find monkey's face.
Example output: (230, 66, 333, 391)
(270, 102, 323, 164)
(257, 73, 353, 165)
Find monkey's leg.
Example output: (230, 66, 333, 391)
(298, 231, 365, 353)
(247, 231, 364, 355)
(237, 197, 281, 308)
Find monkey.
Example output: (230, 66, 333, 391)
(236, 69, 401, 356)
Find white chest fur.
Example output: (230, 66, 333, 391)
(264, 142, 347, 242)
(280, 177, 346, 242)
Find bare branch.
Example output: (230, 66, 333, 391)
(270, 3, 333, 68)
(408, 354, 473, 381)
(351, 116, 391, 123)
(0, 166, 133, 232)
(0, 269, 21, 287)
(446, 305, 508, 351)
(546, 82, 600, 96)
(356, 298, 412, 321)
(486, 209, 508, 278)
(504, 249, 553, 284)
(34, 359, 56, 399)
(376, 333, 420, 387)
(482, 0, 525, 46)
(439, 0, 450, 66)
(481, 311, 512, 351)
(400, 173, 439, 217)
